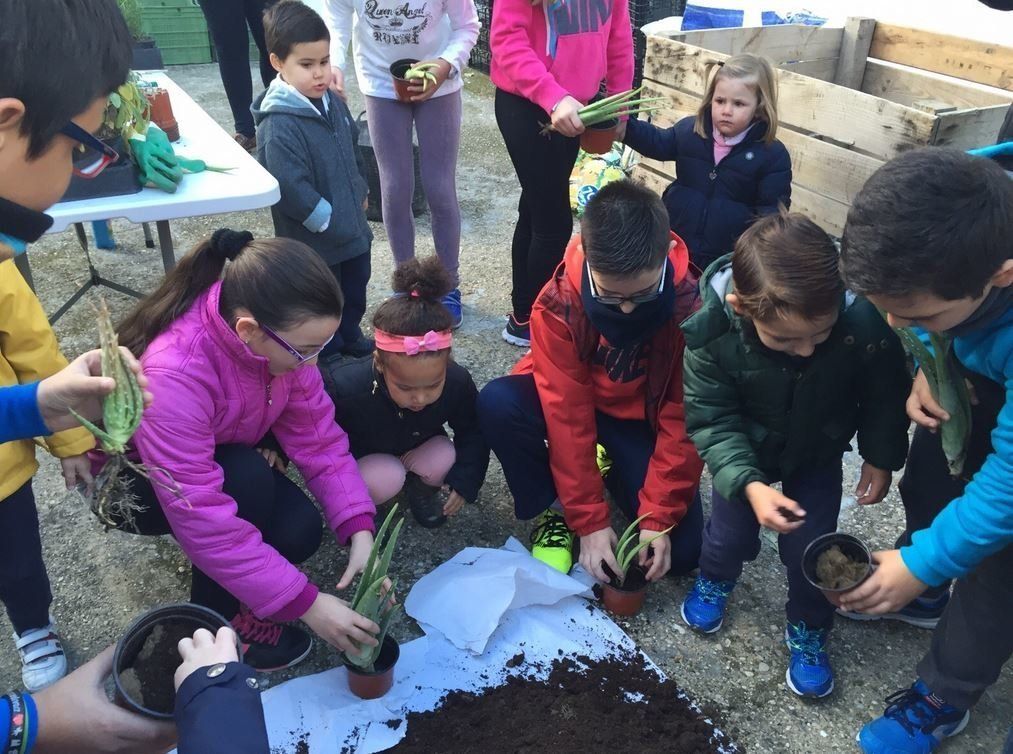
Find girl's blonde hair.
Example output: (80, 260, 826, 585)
(694, 53, 779, 143)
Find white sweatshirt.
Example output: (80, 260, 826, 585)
(323, 0, 480, 100)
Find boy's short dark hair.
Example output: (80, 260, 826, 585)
(841, 148, 1013, 300)
(580, 180, 671, 275)
(0, 0, 131, 159)
(264, 0, 330, 60)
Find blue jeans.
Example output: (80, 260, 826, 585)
(698, 460, 844, 629)
(478, 373, 703, 576)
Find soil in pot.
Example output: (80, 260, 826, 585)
(118, 619, 199, 714)
(580, 119, 619, 154)
(815, 545, 868, 590)
(389, 59, 420, 103)
(391, 648, 736, 752)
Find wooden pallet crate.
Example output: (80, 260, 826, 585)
(631, 18, 1013, 235)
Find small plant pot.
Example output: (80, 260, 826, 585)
(131, 38, 164, 71)
(599, 563, 648, 617)
(344, 635, 400, 700)
(390, 59, 420, 103)
(145, 88, 179, 142)
(801, 532, 873, 608)
(114, 603, 238, 719)
(580, 119, 619, 154)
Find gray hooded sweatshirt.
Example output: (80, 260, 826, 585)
(252, 77, 371, 265)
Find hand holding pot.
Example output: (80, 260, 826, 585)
(745, 482, 806, 534)
(551, 96, 585, 137)
(174, 627, 239, 691)
(408, 59, 452, 102)
(837, 549, 929, 615)
(32, 645, 176, 754)
(639, 530, 671, 581)
(579, 526, 620, 583)
(302, 592, 379, 655)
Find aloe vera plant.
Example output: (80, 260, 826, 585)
(345, 505, 405, 671)
(404, 62, 440, 92)
(895, 328, 971, 477)
(613, 514, 673, 585)
(541, 87, 666, 135)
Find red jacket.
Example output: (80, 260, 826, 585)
(514, 236, 703, 536)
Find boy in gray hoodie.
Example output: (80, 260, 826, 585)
(254, 0, 373, 358)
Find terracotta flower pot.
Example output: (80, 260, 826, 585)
(390, 59, 420, 103)
(599, 563, 648, 617)
(344, 635, 400, 700)
(580, 119, 619, 155)
(114, 603, 239, 719)
(146, 88, 179, 142)
(801, 532, 873, 608)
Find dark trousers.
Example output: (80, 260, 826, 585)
(494, 89, 580, 324)
(478, 373, 704, 576)
(322, 252, 371, 358)
(898, 367, 1010, 710)
(698, 460, 844, 630)
(0, 482, 52, 634)
(196, 0, 274, 137)
(120, 445, 323, 619)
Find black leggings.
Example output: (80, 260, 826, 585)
(119, 445, 323, 620)
(196, 0, 275, 137)
(495, 89, 580, 323)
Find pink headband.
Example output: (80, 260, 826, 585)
(374, 328, 452, 356)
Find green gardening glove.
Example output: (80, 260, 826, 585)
(128, 123, 184, 193)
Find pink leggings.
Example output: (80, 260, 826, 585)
(357, 435, 456, 505)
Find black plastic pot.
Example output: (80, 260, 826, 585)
(344, 635, 400, 700)
(801, 532, 873, 607)
(132, 38, 165, 70)
(114, 603, 238, 719)
(61, 137, 142, 203)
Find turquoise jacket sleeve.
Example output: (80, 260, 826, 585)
(0, 382, 47, 443)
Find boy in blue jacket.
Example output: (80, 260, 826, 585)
(838, 147, 1013, 754)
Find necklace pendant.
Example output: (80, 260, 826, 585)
(709, 170, 717, 180)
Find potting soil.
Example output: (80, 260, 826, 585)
(391, 649, 735, 753)
(119, 619, 199, 713)
(815, 545, 867, 589)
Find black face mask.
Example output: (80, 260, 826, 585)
(581, 261, 677, 349)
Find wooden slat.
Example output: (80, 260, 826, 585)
(933, 104, 1013, 150)
(779, 58, 838, 81)
(630, 164, 671, 197)
(789, 184, 849, 237)
(869, 23, 1013, 90)
(665, 23, 843, 63)
(861, 60, 1013, 109)
(644, 36, 938, 160)
(833, 17, 876, 89)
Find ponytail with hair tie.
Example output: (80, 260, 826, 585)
(210, 228, 254, 261)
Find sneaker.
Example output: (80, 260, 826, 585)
(838, 591, 949, 630)
(502, 314, 531, 347)
(681, 577, 736, 633)
(339, 336, 376, 359)
(406, 473, 447, 529)
(784, 622, 834, 698)
(857, 680, 969, 753)
(234, 132, 257, 153)
(529, 509, 573, 573)
(442, 289, 463, 330)
(14, 619, 68, 692)
(231, 606, 312, 672)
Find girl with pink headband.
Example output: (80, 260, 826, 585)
(321, 257, 490, 527)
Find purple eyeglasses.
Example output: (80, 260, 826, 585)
(260, 324, 334, 364)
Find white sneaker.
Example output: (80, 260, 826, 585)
(14, 619, 68, 692)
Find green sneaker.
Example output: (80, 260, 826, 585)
(530, 509, 574, 573)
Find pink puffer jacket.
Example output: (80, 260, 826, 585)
(130, 281, 375, 620)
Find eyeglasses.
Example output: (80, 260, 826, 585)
(586, 260, 667, 307)
(60, 121, 120, 179)
(260, 324, 334, 364)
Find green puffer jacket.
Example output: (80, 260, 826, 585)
(681, 255, 911, 502)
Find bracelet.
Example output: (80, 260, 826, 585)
(4, 693, 26, 754)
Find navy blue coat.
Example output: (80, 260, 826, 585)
(625, 114, 792, 270)
(175, 662, 269, 754)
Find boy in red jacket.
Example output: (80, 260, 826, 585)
(478, 181, 704, 580)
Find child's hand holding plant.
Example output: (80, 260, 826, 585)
(406, 59, 452, 102)
(639, 528, 671, 581)
(745, 481, 806, 534)
(579, 526, 621, 583)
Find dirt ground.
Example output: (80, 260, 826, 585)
(1, 64, 1009, 753)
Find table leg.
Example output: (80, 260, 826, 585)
(142, 222, 155, 249)
(74, 223, 88, 251)
(156, 220, 176, 271)
(13, 253, 35, 292)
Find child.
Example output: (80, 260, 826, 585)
(622, 54, 791, 272)
(478, 180, 704, 581)
(679, 212, 911, 699)
(321, 257, 489, 528)
(107, 229, 382, 673)
(490, 0, 633, 346)
(322, 0, 478, 328)
(836, 148, 1013, 754)
(254, 0, 373, 360)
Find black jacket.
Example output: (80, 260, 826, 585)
(321, 357, 489, 503)
(174, 662, 269, 754)
(624, 114, 792, 271)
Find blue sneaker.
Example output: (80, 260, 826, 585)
(680, 577, 736, 633)
(857, 680, 969, 753)
(784, 622, 834, 698)
(838, 591, 950, 630)
(442, 289, 463, 329)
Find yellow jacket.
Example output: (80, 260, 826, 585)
(0, 259, 94, 500)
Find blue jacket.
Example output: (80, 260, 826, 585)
(624, 114, 791, 271)
(902, 307, 1013, 586)
(0, 382, 46, 442)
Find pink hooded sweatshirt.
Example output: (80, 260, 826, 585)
(490, 0, 634, 116)
(129, 281, 375, 621)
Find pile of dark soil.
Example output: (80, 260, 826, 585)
(816, 545, 868, 589)
(392, 650, 736, 753)
(118, 619, 198, 713)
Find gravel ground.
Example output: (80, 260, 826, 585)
(1, 64, 1009, 753)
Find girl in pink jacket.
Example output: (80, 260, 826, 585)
(107, 229, 381, 673)
(491, 0, 634, 348)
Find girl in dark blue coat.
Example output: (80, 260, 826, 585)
(622, 54, 792, 271)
